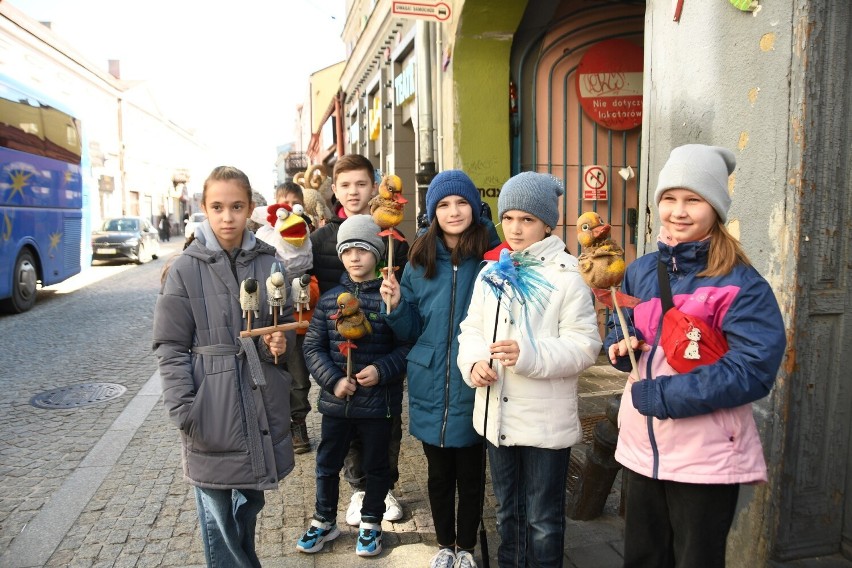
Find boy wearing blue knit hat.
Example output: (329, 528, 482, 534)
(458, 171, 602, 567)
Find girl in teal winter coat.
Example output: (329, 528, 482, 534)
(381, 170, 499, 568)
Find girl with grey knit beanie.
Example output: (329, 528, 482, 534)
(605, 144, 785, 567)
(457, 171, 602, 567)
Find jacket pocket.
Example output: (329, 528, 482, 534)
(184, 355, 247, 454)
(407, 343, 436, 368)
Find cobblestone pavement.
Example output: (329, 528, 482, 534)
(0, 240, 627, 567)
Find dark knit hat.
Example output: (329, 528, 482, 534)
(336, 215, 385, 261)
(654, 144, 736, 222)
(498, 172, 564, 229)
(425, 170, 482, 223)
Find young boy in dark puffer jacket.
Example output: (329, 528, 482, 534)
(297, 215, 410, 558)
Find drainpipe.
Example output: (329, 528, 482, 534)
(415, 20, 437, 220)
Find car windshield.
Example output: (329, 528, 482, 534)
(103, 218, 138, 232)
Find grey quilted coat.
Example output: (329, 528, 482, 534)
(153, 222, 295, 490)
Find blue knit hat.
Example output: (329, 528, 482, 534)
(425, 170, 482, 223)
(498, 172, 564, 229)
(654, 144, 736, 223)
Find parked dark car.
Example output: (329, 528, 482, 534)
(91, 216, 160, 264)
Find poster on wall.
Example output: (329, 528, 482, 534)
(575, 39, 644, 131)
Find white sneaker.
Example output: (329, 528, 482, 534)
(430, 547, 456, 568)
(454, 550, 477, 568)
(345, 490, 364, 526)
(383, 490, 403, 521)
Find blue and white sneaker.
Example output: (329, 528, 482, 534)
(296, 519, 340, 553)
(355, 521, 383, 557)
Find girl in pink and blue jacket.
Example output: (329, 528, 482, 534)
(605, 144, 785, 568)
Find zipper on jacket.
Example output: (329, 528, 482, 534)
(646, 312, 666, 479)
(439, 265, 458, 447)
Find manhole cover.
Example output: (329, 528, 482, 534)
(30, 383, 127, 409)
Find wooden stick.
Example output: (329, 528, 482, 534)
(272, 310, 278, 364)
(385, 235, 393, 313)
(239, 320, 309, 338)
(611, 286, 639, 376)
(346, 350, 353, 402)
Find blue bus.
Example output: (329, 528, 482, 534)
(0, 75, 85, 313)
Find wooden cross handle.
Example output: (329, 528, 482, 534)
(239, 320, 309, 338)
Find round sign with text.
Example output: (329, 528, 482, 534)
(575, 39, 644, 131)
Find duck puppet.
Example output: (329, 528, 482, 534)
(370, 173, 407, 310)
(577, 212, 626, 290)
(330, 292, 372, 392)
(576, 212, 640, 374)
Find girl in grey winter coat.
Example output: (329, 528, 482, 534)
(153, 166, 295, 568)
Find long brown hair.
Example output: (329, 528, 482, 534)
(700, 219, 752, 277)
(409, 218, 490, 279)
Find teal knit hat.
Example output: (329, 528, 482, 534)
(498, 172, 565, 229)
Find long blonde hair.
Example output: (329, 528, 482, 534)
(701, 219, 752, 277)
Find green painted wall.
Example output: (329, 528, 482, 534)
(453, 0, 528, 224)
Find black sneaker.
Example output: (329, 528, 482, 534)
(291, 420, 311, 454)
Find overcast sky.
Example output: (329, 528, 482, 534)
(10, 0, 346, 196)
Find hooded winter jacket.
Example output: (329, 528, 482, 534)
(153, 222, 295, 490)
(385, 219, 500, 448)
(458, 236, 602, 449)
(604, 239, 785, 484)
(303, 273, 410, 419)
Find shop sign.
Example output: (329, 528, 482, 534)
(576, 39, 643, 131)
(394, 62, 415, 106)
(582, 166, 608, 200)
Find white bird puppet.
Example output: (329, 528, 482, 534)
(251, 203, 313, 278)
(240, 278, 260, 330)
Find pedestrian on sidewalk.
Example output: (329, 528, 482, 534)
(298, 215, 411, 557)
(458, 172, 602, 568)
(380, 170, 500, 568)
(605, 144, 785, 568)
(153, 166, 295, 568)
(308, 154, 408, 525)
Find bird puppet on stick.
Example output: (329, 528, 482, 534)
(576, 212, 640, 375)
(370, 173, 407, 311)
(330, 292, 372, 400)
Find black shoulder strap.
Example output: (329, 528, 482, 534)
(657, 258, 674, 313)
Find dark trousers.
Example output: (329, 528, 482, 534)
(315, 414, 391, 523)
(344, 413, 402, 489)
(286, 334, 311, 420)
(422, 441, 484, 551)
(623, 469, 740, 568)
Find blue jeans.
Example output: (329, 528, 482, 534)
(194, 486, 265, 568)
(488, 442, 570, 568)
(315, 414, 391, 523)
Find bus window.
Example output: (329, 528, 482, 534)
(41, 105, 81, 163)
(0, 84, 46, 157)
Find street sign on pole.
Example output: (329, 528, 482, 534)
(391, 1, 452, 22)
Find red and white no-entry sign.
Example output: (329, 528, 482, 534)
(583, 166, 608, 200)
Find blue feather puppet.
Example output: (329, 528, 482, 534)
(481, 248, 555, 341)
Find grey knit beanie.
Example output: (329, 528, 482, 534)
(498, 171, 565, 229)
(425, 170, 482, 223)
(336, 214, 385, 261)
(654, 144, 736, 222)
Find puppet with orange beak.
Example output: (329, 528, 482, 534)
(251, 203, 313, 278)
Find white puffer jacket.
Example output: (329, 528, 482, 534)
(458, 236, 602, 449)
